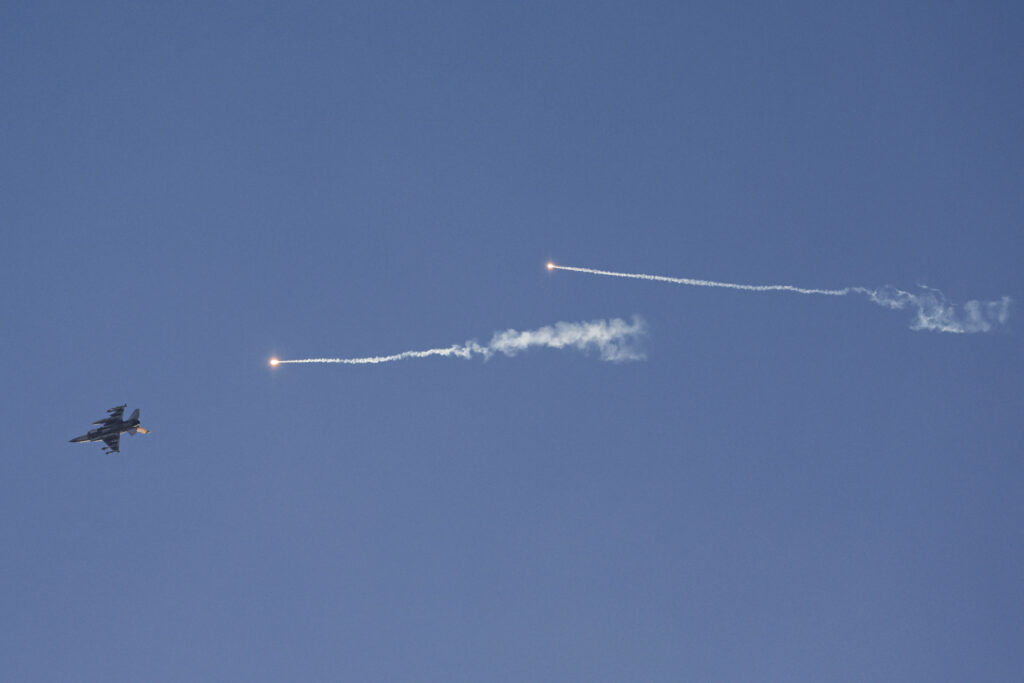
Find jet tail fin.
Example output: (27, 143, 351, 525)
(129, 408, 140, 422)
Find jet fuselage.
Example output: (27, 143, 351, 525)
(70, 406, 148, 453)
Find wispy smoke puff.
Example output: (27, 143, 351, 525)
(488, 317, 646, 361)
(549, 264, 1010, 334)
(866, 287, 1012, 334)
(274, 317, 646, 365)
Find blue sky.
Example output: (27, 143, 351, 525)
(2, 2, 1022, 680)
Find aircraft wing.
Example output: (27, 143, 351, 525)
(102, 434, 120, 453)
(94, 405, 126, 425)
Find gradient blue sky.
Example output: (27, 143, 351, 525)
(3, 2, 1022, 680)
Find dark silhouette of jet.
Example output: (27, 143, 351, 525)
(70, 404, 149, 453)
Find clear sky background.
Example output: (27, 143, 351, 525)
(2, 2, 1022, 681)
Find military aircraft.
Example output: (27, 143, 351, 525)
(70, 404, 149, 453)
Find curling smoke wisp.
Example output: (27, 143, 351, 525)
(272, 317, 646, 366)
(547, 264, 1010, 334)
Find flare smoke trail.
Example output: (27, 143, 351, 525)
(547, 263, 1011, 334)
(272, 317, 646, 366)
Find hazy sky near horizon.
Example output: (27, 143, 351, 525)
(2, 2, 1022, 681)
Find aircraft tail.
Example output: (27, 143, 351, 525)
(128, 408, 149, 435)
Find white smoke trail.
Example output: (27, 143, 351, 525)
(548, 264, 1011, 334)
(273, 317, 646, 365)
(549, 263, 852, 296)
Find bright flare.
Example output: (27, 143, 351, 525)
(269, 317, 647, 366)
(549, 263, 1011, 334)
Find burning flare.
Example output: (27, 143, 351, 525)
(546, 262, 1010, 334)
(270, 317, 646, 366)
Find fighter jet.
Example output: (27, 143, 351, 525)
(70, 404, 149, 453)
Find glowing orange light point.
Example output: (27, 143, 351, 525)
(270, 358, 280, 366)
(546, 262, 555, 270)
